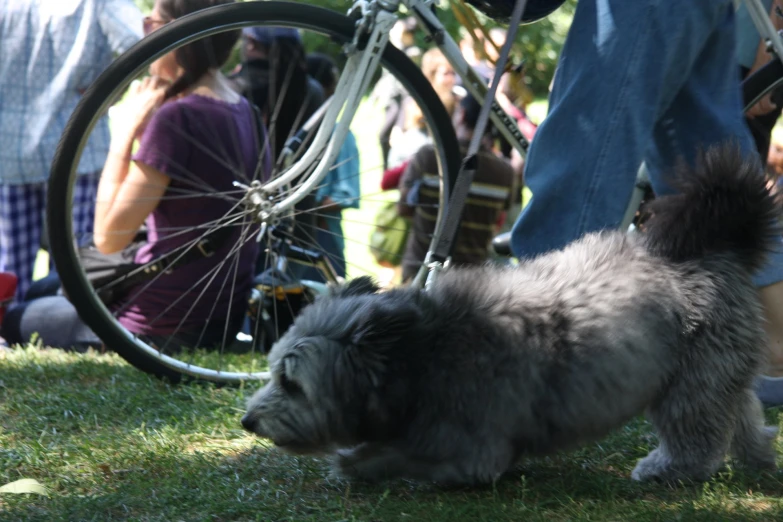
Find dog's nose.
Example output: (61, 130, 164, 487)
(241, 414, 255, 433)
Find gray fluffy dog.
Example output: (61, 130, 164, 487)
(243, 145, 780, 484)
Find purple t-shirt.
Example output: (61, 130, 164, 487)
(119, 94, 269, 337)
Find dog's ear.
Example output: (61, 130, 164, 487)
(333, 295, 420, 389)
(329, 276, 380, 298)
(350, 295, 419, 351)
(343, 296, 419, 387)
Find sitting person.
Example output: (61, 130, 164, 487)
(398, 94, 515, 282)
(1, 0, 267, 351)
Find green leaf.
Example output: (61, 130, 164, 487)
(0, 479, 50, 497)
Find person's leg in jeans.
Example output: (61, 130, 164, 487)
(510, 0, 742, 258)
(639, 8, 783, 404)
(0, 182, 45, 302)
(508, 0, 783, 404)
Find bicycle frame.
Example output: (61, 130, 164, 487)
(272, 0, 783, 276)
(265, 0, 519, 221)
(746, 0, 783, 61)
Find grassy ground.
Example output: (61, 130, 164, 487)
(2, 347, 783, 521)
(11, 96, 783, 520)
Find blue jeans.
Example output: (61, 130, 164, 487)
(510, 0, 783, 287)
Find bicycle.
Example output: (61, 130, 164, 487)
(47, 0, 783, 384)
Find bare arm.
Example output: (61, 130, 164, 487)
(94, 77, 170, 254)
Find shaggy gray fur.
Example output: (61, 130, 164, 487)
(243, 145, 780, 484)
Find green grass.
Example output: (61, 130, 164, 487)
(12, 88, 783, 521)
(2, 346, 783, 521)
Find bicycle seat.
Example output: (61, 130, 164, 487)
(492, 231, 513, 257)
(464, 0, 567, 24)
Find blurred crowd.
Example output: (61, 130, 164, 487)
(3, 0, 783, 352)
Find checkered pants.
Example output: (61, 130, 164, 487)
(0, 173, 99, 302)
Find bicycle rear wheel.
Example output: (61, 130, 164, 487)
(47, 1, 459, 384)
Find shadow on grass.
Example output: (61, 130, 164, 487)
(2, 348, 783, 521)
(6, 445, 782, 522)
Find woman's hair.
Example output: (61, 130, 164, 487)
(420, 47, 456, 115)
(156, 0, 240, 100)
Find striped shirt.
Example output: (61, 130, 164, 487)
(399, 142, 515, 279)
(0, 0, 143, 184)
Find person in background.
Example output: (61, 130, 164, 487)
(386, 103, 432, 172)
(2, 0, 265, 351)
(229, 26, 326, 274)
(230, 26, 324, 160)
(0, 0, 143, 302)
(504, 0, 783, 407)
(371, 16, 420, 171)
(737, 0, 783, 159)
(458, 31, 494, 81)
(299, 53, 361, 281)
(398, 94, 514, 282)
(387, 47, 460, 171)
(767, 125, 783, 186)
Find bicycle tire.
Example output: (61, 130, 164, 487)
(48, 1, 460, 384)
(742, 58, 783, 111)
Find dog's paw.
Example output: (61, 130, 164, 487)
(329, 448, 377, 482)
(632, 447, 718, 483)
(631, 448, 673, 482)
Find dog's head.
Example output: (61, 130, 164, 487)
(241, 277, 420, 454)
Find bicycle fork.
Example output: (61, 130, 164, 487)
(249, 0, 398, 222)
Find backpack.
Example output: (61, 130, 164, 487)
(369, 198, 411, 267)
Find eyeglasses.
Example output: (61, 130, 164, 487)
(143, 16, 170, 36)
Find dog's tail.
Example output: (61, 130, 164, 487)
(641, 144, 781, 273)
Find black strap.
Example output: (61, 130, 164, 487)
(431, 0, 529, 263)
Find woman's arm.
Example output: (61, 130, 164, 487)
(93, 77, 170, 254)
(93, 156, 170, 254)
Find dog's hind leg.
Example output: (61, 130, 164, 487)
(632, 370, 741, 483)
(729, 388, 778, 472)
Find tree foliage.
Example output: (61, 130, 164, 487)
(134, 0, 575, 96)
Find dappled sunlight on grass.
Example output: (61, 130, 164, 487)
(2, 347, 783, 520)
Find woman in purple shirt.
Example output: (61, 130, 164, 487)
(1, 0, 267, 351)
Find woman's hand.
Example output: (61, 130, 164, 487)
(112, 76, 168, 150)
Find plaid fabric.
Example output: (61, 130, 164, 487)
(0, 173, 99, 301)
(0, 0, 143, 185)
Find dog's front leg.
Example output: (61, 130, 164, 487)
(331, 443, 470, 484)
(331, 443, 413, 482)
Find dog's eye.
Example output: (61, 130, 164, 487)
(279, 372, 303, 395)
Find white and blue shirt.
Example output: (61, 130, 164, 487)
(0, 0, 143, 184)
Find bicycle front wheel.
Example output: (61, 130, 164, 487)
(48, 1, 459, 384)
(742, 58, 783, 111)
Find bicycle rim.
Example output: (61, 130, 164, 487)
(47, 1, 459, 384)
